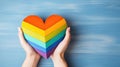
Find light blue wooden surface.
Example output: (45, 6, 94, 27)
(0, 0, 120, 67)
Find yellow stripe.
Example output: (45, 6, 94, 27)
(22, 27, 45, 42)
(45, 24, 67, 41)
(21, 19, 66, 36)
(45, 19, 66, 36)
(22, 21, 45, 36)
(22, 24, 67, 42)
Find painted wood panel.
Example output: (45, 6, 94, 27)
(0, 0, 120, 67)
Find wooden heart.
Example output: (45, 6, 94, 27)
(21, 14, 67, 58)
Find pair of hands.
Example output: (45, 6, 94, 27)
(18, 27, 71, 67)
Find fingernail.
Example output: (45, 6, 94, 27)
(68, 27, 70, 31)
(18, 27, 20, 31)
(68, 27, 71, 32)
(18, 27, 19, 31)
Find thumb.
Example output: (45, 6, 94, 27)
(56, 27, 71, 52)
(18, 27, 27, 44)
(18, 27, 31, 48)
(63, 27, 71, 43)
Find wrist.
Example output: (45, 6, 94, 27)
(51, 54, 67, 67)
(51, 54, 64, 61)
(27, 54, 40, 64)
(27, 54, 40, 60)
(22, 54, 40, 67)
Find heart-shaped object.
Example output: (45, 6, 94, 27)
(21, 14, 67, 58)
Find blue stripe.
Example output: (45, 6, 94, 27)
(26, 36, 64, 53)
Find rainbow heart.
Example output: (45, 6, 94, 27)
(21, 14, 67, 58)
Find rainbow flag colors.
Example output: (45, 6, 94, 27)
(21, 14, 67, 58)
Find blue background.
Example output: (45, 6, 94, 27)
(0, 0, 120, 67)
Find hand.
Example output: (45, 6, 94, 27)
(18, 27, 40, 67)
(18, 27, 71, 67)
(50, 27, 71, 67)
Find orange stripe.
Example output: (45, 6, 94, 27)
(23, 14, 63, 30)
(45, 14, 63, 29)
(24, 15, 45, 30)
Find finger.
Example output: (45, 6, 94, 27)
(57, 27, 71, 50)
(18, 27, 27, 44)
(63, 27, 71, 43)
(18, 27, 32, 50)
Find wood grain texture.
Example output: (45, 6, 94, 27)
(0, 0, 120, 67)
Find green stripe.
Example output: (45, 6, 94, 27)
(24, 29, 66, 48)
